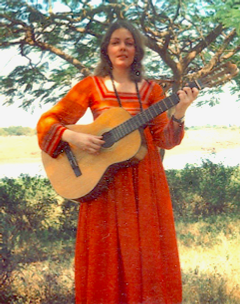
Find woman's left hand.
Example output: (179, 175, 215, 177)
(174, 87, 199, 118)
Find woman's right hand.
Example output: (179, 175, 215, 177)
(62, 129, 105, 154)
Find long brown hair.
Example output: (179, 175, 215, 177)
(94, 20, 145, 82)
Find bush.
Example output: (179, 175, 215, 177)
(0, 126, 35, 136)
(0, 176, 64, 290)
(0, 175, 78, 303)
(166, 159, 240, 220)
(0, 128, 8, 136)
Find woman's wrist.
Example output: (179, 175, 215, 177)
(173, 110, 186, 120)
(61, 129, 76, 144)
(172, 114, 185, 124)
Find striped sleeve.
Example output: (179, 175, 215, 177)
(37, 76, 93, 157)
(40, 124, 67, 157)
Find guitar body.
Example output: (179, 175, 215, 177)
(41, 62, 238, 202)
(41, 107, 148, 202)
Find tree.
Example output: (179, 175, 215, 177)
(0, 0, 239, 109)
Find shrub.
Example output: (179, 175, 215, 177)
(0, 175, 64, 291)
(166, 159, 240, 220)
(0, 126, 35, 136)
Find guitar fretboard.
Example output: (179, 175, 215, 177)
(102, 93, 179, 147)
(102, 79, 202, 148)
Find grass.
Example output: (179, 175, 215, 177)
(2, 215, 240, 303)
(1, 237, 76, 304)
(176, 215, 240, 303)
(4, 259, 75, 304)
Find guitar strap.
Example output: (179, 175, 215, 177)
(63, 143, 82, 177)
(110, 74, 143, 112)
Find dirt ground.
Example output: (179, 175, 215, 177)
(166, 127, 240, 157)
(0, 127, 239, 164)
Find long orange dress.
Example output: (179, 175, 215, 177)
(37, 76, 184, 304)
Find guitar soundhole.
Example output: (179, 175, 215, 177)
(102, 131, 115, 148)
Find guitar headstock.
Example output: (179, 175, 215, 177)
(193, 62, 239, 90)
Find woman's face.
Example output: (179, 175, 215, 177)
(107, 28, 136, 71)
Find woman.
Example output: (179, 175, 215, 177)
(37, 20, 198, 304)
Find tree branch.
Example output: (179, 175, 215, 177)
(182, 23, 223, 69)
(144, 35, 181, 80)
(0, 11, 91, 76)
(33, 39, 91, 76)
(187, 29, 239, 79)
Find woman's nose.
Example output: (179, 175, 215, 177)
(119, 42, 126, 50)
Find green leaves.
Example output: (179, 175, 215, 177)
(167, 159, 240, 220)
(0, 0, 239, 108)
(211, 0, 240, 34)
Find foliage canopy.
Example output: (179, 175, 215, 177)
(0, 0, 240, 108)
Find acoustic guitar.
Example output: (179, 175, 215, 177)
(41, 62, 238, 202)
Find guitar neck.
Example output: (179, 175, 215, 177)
(120, 93, 179, 132)
(102, 80, 202, 148)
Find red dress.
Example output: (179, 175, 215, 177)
(37, 76, 184, 304)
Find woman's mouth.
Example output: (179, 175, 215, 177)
(117, 55, 127, 59)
